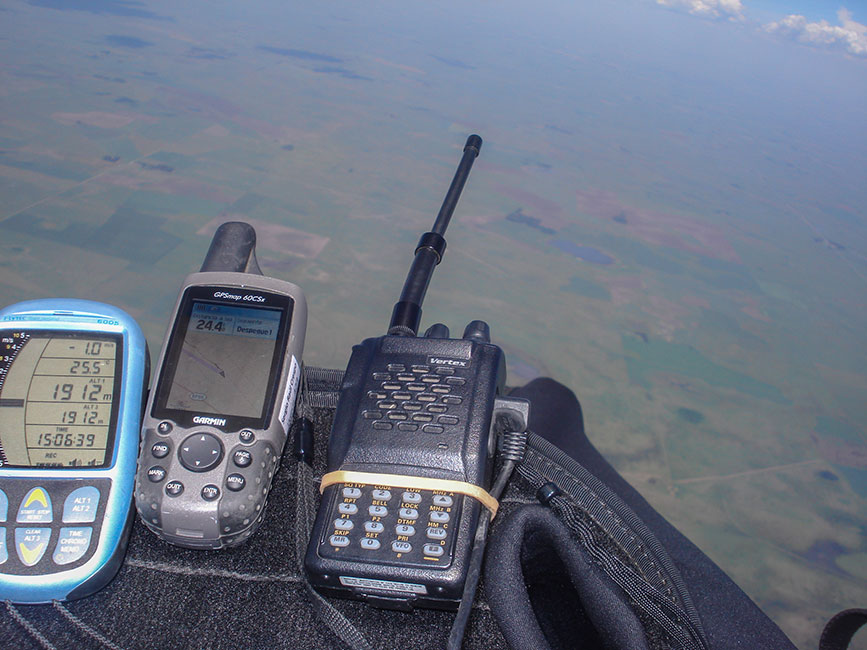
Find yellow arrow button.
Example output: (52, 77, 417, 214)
(23, 488, 48, 509)
(18, 541, 45, 566)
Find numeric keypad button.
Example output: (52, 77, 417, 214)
(364, 521, 385, 533)
(402, 492, 422, 504)
(423, 544, 445, 557)
(334, 519, 354, 531)
(360, 538, 381, 550)
(399, 508, 419, 520)
(395, 524, 416, 536)
(427, 527, 447, 540)
(338, 503, 358, 515)
(392, 541, 412, 553)
(329, 535, 350, 547)
(368, 505, 388, 517)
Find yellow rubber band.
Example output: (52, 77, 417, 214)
(319, 470, 499, 519)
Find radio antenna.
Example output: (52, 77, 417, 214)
(388, 134, 482, 336)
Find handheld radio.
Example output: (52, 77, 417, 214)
(305, 136, 529, 614)
(0, 299, 148, 603)
(135, 223, 307, 549)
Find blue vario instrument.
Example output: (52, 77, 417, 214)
(0, 299, 148, 603)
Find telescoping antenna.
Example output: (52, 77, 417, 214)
(388, 134, 483, 336)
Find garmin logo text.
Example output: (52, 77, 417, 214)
(193, 415, 227, 427)
(428, 357, 468, 367)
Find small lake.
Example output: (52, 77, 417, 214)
(550, 239, 615, 265)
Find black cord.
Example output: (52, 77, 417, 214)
(446, 425, 529, 649)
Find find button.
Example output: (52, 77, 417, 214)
(151, 442, 170, 459)
(179, 433, 224, 472)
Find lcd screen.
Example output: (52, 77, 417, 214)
(0, 333, 120, 468)
(163, 301, 283, 419)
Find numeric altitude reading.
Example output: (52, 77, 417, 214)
(0, 333, 118, 468)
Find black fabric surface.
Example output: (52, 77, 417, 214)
(1, 376, 800, 649)
(485, 504, 649, 650)
(508, 378, 799, 650)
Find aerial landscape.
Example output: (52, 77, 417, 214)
(0, 0, 865, 647)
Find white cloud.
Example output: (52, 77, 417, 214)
(765, 8, 867, 57)
(656, 0, 744, 21)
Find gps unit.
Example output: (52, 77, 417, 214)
(135, 272, 306, 549)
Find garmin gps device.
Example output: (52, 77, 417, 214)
(0, 299, 148, 603)
(305, 136, 529, 619)
(135, 271, 306, 549)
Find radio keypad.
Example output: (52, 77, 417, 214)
(0, 480, 108, 574)
(321, 484, 460, 567)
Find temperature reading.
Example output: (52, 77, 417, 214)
(70, 360, 102, 375)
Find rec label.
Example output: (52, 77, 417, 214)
(278, 355, 301, 435)
(338, 576, 428, 595)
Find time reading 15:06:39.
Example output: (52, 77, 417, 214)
(36, 432, 97, 448)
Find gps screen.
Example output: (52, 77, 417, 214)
(0, 333, 120, 468)
(163, 300, 283, 420)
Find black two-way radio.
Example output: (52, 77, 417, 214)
(305, 136, 529, 619)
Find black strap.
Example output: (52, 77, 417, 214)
(294, 460, 374, 650)
(819, 609, 867, 650)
